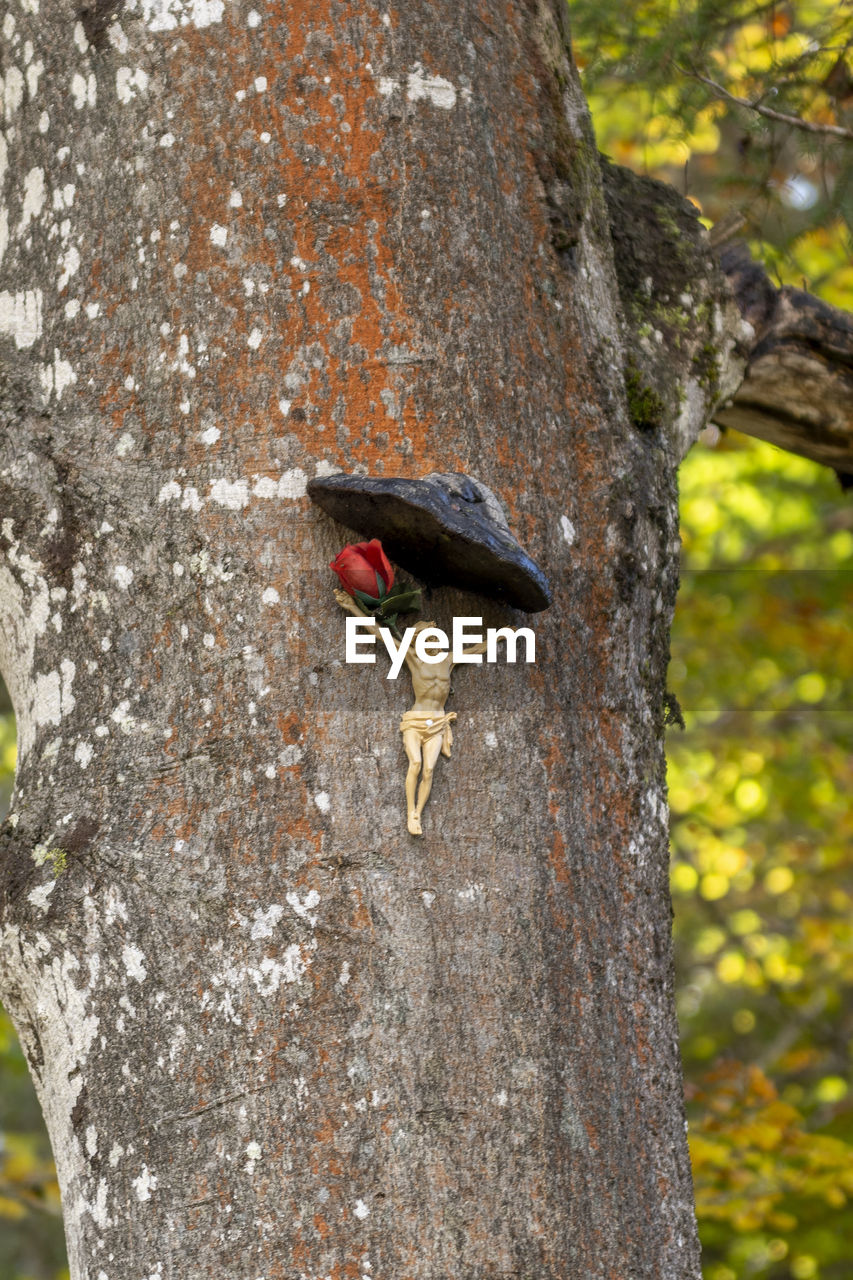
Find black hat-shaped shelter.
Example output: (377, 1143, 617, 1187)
(307, 471, 552, 613)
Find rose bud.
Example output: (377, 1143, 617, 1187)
(329, 539, 394, 600)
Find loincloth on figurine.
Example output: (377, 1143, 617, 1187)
(399, 710, 457, 758)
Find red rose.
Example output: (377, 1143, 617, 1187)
(329, 539, 394, 599)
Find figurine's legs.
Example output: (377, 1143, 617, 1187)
(402, 730, 424, 835)
(414, 734, 444, 825)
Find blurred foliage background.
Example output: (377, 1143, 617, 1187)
(573, 0, 853, 304)
(672, 437, 852, 1280)
(1, 1, 852, 1276)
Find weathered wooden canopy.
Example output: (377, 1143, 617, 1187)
(307, 470, 553, 611)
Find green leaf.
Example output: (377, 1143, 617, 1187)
(353, 589, 380, 610)
(380, 589, 420, 614)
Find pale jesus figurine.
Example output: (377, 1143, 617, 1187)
(335, 589, 488, 835)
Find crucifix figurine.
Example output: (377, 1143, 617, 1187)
(334, 589, 487, 835)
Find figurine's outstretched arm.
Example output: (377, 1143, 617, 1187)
(451, 638, 489, 666)
(334, 589, 380, 627)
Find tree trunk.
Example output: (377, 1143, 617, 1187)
(0, 3, 717, 1276)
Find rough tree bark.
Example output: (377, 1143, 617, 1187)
(602, 163, 853, 477)
(0, 2, 774, 1277)
(715, 243, 853, 476)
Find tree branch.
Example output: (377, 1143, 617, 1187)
(679, 66, 853, 141)
(714, 243, 853, 474)
(600, 161, 853, 475)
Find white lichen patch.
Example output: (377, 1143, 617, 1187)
(0, 930, 101, 1134)
(208, 478, 249, 509)
(132, 1164, 157, 1202)
(39, 349, 77, 403)
(200, 937, 315, 1020)
(560, 515, 576, 546)
(28, 879, 56, 913)
(313, 459, 342, 479)
(80, 1176, 110, 1229)
(107, 21, 130, 51)
(116, 67, 149, 104)
(74, 740, 93, 769)
(3, 65, 25, 120)
(247, 943, 313, 995)
(136, 0, 225, 31)
(71, 71, 97, 110)
(58, 245, 81, 292)
(110, 699, 137, 734)
(18, 166, 45, 233)
(313, 791, 330, 813)
(32, 669, 60, 730)
(121, 945, 148, 982)
(104, 888, 129, 926)
(248, 904, 283, 940)
(0, 289, 43, 348)
(378, 62, 470, 110)
(251, 468, 307, 499)
(261, 587, 279, 606)
(26, 58, 44, 99)
(275, 468, 307, 498)
(286, 889, 320, 927)
(209, 222, 228, 247)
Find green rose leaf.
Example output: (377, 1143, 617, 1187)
(381, 590, 420, 614)
(353, 589, 381, 610)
